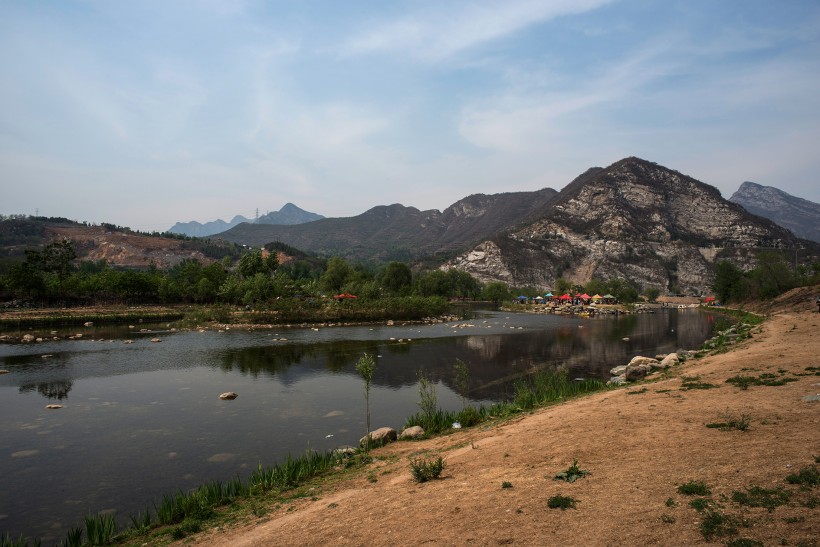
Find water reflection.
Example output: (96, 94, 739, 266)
(0, 309, 715, 543)
(19, 379, 73, 400)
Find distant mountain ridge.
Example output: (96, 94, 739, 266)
(167, 203, 323, 237)
(729, 181, 820, 243)
(214, 188, 560, 261)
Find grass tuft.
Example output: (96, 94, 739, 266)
(731, 486, 791, 512)
(547, 494, 577, 510)
(410, 456, 445, 483)
(677, 480, 711, 496)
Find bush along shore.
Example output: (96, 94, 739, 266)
(0, 296, 451, 340)
(0, 368, 606, 547)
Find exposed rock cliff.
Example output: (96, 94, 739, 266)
(729, 181, 820, 243)
(446, 158, 815, 294)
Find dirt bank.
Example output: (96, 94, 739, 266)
(183, 290, 820, 546)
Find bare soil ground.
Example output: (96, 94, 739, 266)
(186, 287, 820, 546)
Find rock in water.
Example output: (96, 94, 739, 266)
(219, 392, 238, 400)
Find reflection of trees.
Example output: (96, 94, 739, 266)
(216, 340, 383, 378)
(19, 380, 73, 400)
(211, 311, 716, 400)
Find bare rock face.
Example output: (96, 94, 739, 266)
(445, 157, 814, 294)
(730, 181, 820, 243)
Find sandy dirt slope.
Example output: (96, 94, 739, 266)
(188, 292, 820, 546)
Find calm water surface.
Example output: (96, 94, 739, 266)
(0, 308, 715, 542)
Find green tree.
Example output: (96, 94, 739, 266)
(554, 277, 573, 294)
(380, 261, 412, 295)
(482, 281, 510, 303)
(713, 260, 745, 303)
(237, 249, 276, 278)
(320, 257, 353, 293)
(644, 287, 661, 302)
(355, 353, 377, 452)
(749, 251, 794, 299)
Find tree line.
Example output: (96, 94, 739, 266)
(712, 251, 820, 304)
(0, 240, 520, 307)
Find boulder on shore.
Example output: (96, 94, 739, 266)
(660, 353, 680, 368)
(360, 427, 397, 447)
(399, 426, 425, 440)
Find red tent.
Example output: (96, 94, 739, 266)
(580, 293, 591, 301)
(559, 294, 572, 301)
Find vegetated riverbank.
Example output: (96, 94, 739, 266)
(183, 286, 819, 546)
(0, 296, 452, 337)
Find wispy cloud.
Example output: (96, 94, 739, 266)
(340, 0, 616, 61)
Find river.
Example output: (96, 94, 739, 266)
(0, 307, 716, 542)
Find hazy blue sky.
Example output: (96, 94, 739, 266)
(2, 0, 819, 231)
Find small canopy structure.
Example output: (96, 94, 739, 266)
(591, 294, 603, 302)
(517, 295, 528, 301)
(579, 293, 591, 301)
(534, 295, 544, 300)
(703, 296, 716, 305)
(544, 292, 554, 298)
(602, 293, 616, 303)
(559, 293, 572, 301)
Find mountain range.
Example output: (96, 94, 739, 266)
(729, 181, 820, 243)
(215, 189, 559, 262)
(213, 157, 818, 294)
(168, 203, 324, 237)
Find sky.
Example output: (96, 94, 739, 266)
(1, 0, 819, 231)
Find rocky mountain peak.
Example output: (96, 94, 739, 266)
(729, 182, 820, 243)
(446, 158, 814, 294)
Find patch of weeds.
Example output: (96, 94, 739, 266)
(627, 387, 648, 395)
(501, 481, 513, 489)
(367, 473, 378, 483)
(553, 459, 590, 483)
(785, 465, 819, 487)
(732, 486, 791, 512)
(409, 456, 445, 483)
(547, 494, 577, 510)
(700, 510, 739, 541)
(802, 495, 819, 508)
(725, 375, 757, 390)
(782, 516, 805, 523)
(726, 539, 763, 547)
(680, 375, 717, 390)
(660, 514, 676, 524)
(726, 372, 799, 390)
(655, 389, 673, 393)
(170, 520, 202, 541)
(689, 497, 712, 512)
(678, 480, 711, 496)
(327, 503, 338, 509)
(665, 497, 677, 508)
(706, 410, 752, 432)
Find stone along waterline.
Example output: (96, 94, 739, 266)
(0, 308, 715, 542)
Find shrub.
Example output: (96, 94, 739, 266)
(547, 494, 577, 510)
(410, 456, 445, 483)
(678, 481, 711, 496)
(553, 460, 590, 483)
(785, 465, 819, 487)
